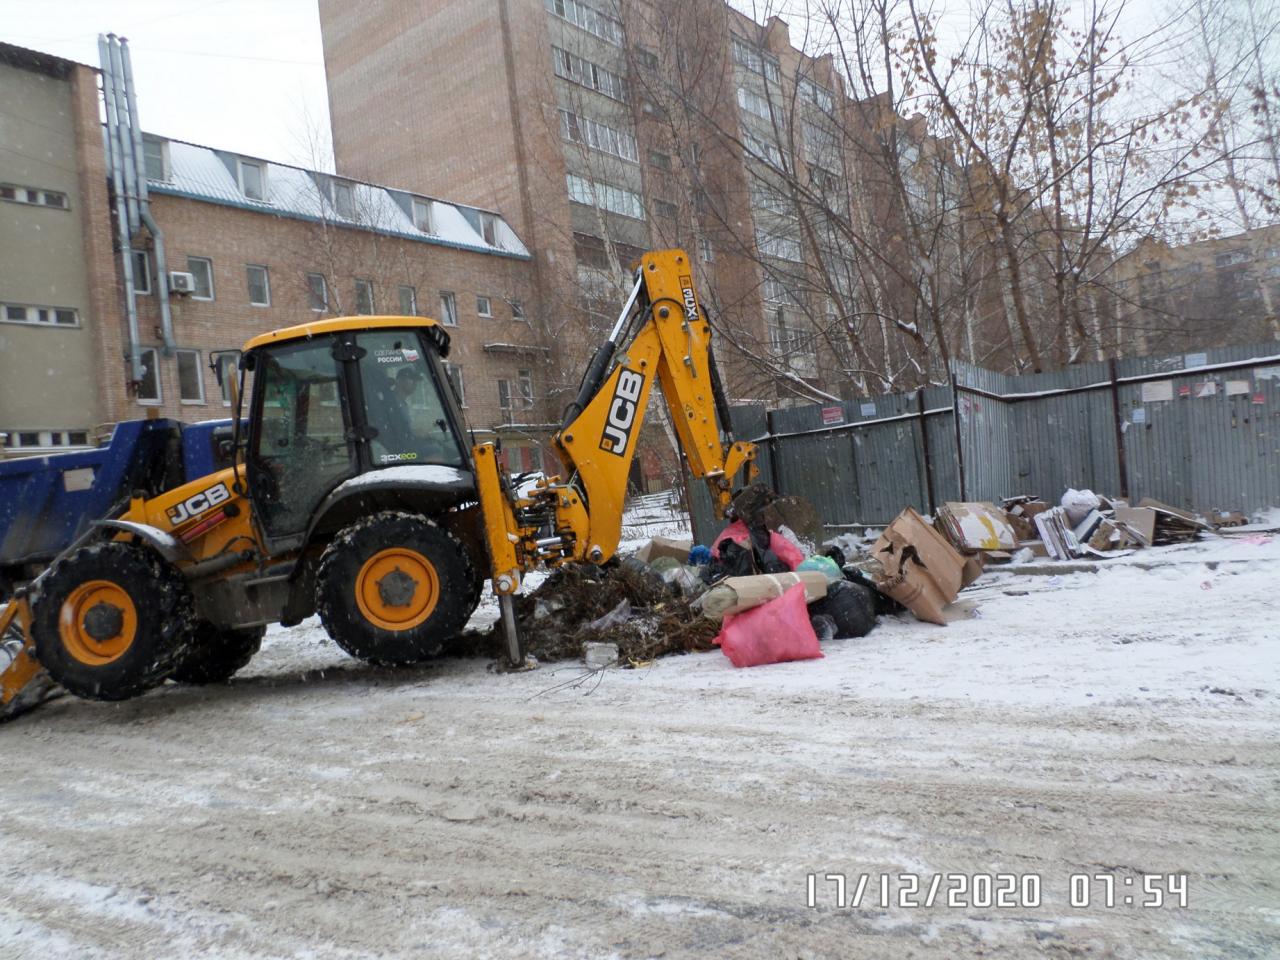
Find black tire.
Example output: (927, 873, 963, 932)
(315, 511, 479, 665)
(809, 579, 878, 639)
(170, 622, 265, 685)
(31, 541, 194, 701)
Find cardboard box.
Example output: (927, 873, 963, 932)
(960, 554, 985, 587)
(937, 502, 1019, 552)
(1113, 507, 1156, 546)
(1020, 501, 1050, 519)
(1004, 512, 1038, 542)
(635, 537, 693, 565)
(871, 508, 966, 625)
(1020, 539, 1050, 557)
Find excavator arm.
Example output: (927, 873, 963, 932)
(472, 249, 757, 662)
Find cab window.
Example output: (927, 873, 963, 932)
(358, 331, 464, 468)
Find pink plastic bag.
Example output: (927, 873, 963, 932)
(711, 520, 804, 571)
(714, 583, 823, 668)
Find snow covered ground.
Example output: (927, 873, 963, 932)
(0, 514, 1277, 958)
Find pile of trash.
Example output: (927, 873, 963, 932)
(456, 561, 719, 666)
(932, 490, 1217, 563)
(463, 485, 1243, 673)
(456, 485, 889, 671)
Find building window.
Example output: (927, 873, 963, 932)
(214, 352, 238, 405)
(751, 182, 797, 218)
(2, 430, 90, 450)
(306, 272, 328, 311)
(737, 86, 775, 121)
(566, 173, 645, 220)
(731, 36, 779, 82)
(439, 290, 458, 326)
(798, 77, 835, 111)
(654, 198, 678, 219)
(176, 349, 204, 404)
(635, 47, 659, 71)
(0, 183, 69, 208)
(133, 250, 152, 294)
(517, 369, 534, 408)
(142, 137, 168, 181)
(558, 108, 639, 163)
(329, 179, 354, 219)
(648, 149, 671, 171)
(413, 198, 433, 233)
(476, 295, 492, 318)
(1, 303, 79, 327)
(355, 278, 375, 315)
(478, 212, 498, 245)
(237, 159, 266, 201)
(136, 347, 161, 403)
(186, 256, 214, 300)
(544, 0, 624, 46)
(742, 128, 784, 167)
(511, 299, 527, 322)
(398, 285, 417, 315)
(552, 46, 627, 102)
(498, 378, 511, 413)
(802, 119, 841, 172)
(246, 264, 270, 306)
(445, 361, 466, 407)
(699, 236, 715, 262)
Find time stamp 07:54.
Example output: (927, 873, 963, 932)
(806, 873, 1189, 909)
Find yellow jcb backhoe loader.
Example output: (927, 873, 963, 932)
(0, 249, 756, 718)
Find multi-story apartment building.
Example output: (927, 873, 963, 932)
(318, 0, 936, 406)
(1, 42, 550, 472)
(1110, 226, 1280, 356)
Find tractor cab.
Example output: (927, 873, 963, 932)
(237, 317, 473, 543)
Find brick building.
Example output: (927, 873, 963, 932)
(1, 42, 551, 472)
(317, 0, 938, 407)
(125, 135, 552, 470)
(1110, 226, 1280, 357)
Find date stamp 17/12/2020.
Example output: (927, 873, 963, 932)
(806, 873, 1189, 910)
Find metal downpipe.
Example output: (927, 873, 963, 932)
(98, 34, 143, 383)
(119, 37, 175, 356)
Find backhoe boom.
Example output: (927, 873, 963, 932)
(473, 248, 756, 602)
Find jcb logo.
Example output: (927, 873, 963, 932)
(599, 369, 644, 456)
(166, 482, 231, 526)
(679, 275, 698, 320)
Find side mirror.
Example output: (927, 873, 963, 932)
(209, 349, 242, 387)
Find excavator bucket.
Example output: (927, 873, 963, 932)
(0, 600, 58, 722)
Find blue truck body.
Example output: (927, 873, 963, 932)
(0, 419, 236, 586)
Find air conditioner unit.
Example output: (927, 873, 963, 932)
(168, 271, 197, 295)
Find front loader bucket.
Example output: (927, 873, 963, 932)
(0, 600, 59, 722)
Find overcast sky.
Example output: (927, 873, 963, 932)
(1, 0, 1169, 176)
(0, 0, 334, 170)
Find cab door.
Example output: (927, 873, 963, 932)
(246, 337, 357, 539)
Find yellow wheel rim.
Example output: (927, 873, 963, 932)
(58, 580, 138, 666)
(355, 548, 439, 632)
